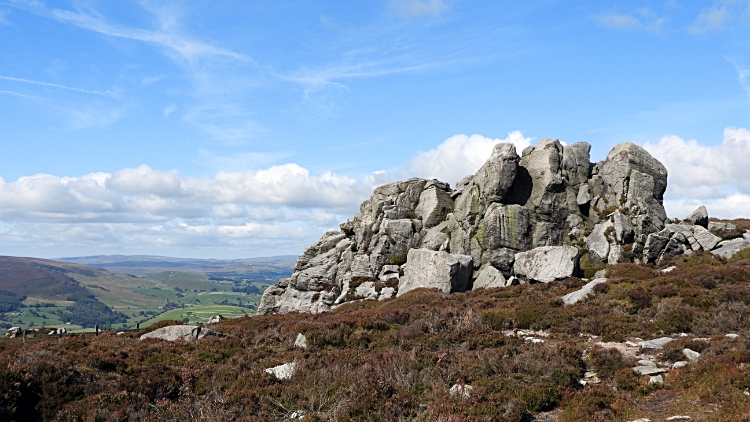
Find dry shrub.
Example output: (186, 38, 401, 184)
(587, 346, 632, 380)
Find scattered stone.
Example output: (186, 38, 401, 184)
(513, 246, 579, 283)
(661, 266, 677, 273)
(726, 333, 740, 339)
(562, 278, 608, 305)
(207, 314, 224, 324)
(594, 269, 607, 279)
(626, 419, 652, 422)
(640, 337, 674, 349)
(5, 327, 21, 338)
(525, 337, 545, 344)
(139, 325, 225, 342)
(683, 348, 701, 362)
(294, 333, 307, 349)
(633, 366, 667, 376)
(449, 384, 473, 399)
(265, 362, 297, 380)
(397, 249, 473, 297)
(709, 221, 736, 231)
(649, 375, 664, 385)
(625, 341, 638, 347)
(672, 361, 688, 369)
(637, 359, 657, 367)
(666, 417, 693, 421)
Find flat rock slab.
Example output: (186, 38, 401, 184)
(633, 366, 667, 375)
(140, 325, 225, 342)
(712, 237, 750, 258)
(562, 278, 607, 305)
(640, 337, 674, 349)
(513, 246, 579, 283)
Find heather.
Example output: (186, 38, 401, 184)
(2, 252, 750, 421)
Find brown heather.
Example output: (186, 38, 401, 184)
(3, 251, 750, 420)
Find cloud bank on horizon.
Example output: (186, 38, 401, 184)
(2, 128, 749, 259)
(2, 0, 750, 258)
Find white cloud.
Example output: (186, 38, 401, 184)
(688, 6, 730, 34)
(595, 10, 666, 33)
(391, 0, 450, 19)
(403, 131, 533, 186)
(0, 162, 383, 225)
(0, 160, 389, 257)
(643, 127, 750, 219)
(0, 9, 11, 25)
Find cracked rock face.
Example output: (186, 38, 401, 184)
(259, 138, 676, 316)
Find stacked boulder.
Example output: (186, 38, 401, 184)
(259, 139, 676, 315)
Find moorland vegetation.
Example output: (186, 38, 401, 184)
(2, 248, 750, 421)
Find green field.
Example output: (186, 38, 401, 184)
(0, 258, 279, 335)
(139, 305, 255, 327)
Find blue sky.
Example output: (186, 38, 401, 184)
(1, 0, 750, 259)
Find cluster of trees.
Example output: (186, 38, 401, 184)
(59, 292, 128, 328)
(0, 290, 25, 313)
(231, 284, 260, 294)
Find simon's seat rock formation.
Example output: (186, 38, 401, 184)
(258, 138, 736, 315)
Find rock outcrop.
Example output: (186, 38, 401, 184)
(139, 325, 225, 342)
(257, 137, 745, 315)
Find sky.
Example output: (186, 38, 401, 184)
(1, 0, 750, 259)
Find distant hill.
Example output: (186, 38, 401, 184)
(57, 254, 297, 280)
(0, 255, 295, 332)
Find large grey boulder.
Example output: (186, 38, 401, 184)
(712, 237, 750, 258)
(397, 249, 473, 297)
(513, 246, 579, 283)
(472, 265, 506, 290)
(691, 226, 721, 250)
(472, 143, 519, 204)
(415, 184, 454, 228)
(587, 221, 613, 266)
(519, 138, 565, 208)
(643, 230, 672, 263)
(562, 142, 592, 186)
(596, 142, 668, 204)
(140, 325, 225, 342)
(481, 203, 531, 251)
(681, 206, 708, 228)
(613, 210, 635, 244)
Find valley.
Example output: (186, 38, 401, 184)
(0, 255, 294, 334)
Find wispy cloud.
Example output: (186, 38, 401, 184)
(727, 58, 750, 98)
(390, 0, 450, 19)
(197, 149, 293, 172)
(595, 9, 666, 33)
(688, 6, 730, 34)
(163, 103, 176, 116)
(182, 104, 266, 143)
(0, 74, 112, 95)
(4, 0, 251, 65)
